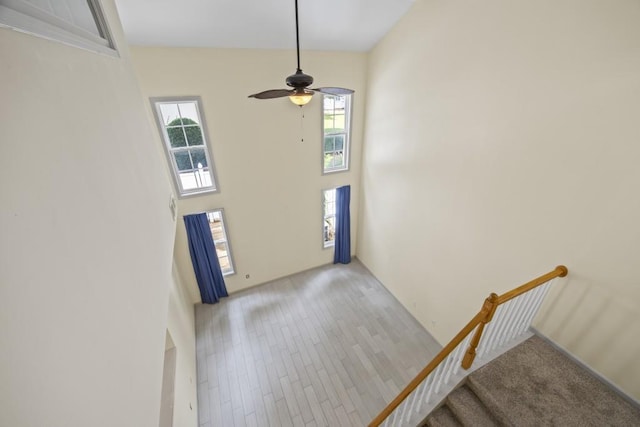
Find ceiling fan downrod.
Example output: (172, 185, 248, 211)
(247, 0, 354, 106)
(295, 0, 301, 72)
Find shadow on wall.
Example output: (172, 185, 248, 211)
(534, 275, 640, 398)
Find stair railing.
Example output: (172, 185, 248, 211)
(369, 265, 568, 427)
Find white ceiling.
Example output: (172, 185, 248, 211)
(114, 0, 415, 52)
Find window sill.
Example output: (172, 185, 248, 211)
(322, 167, 349, 175)
(178, 188, 218, 199)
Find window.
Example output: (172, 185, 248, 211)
(0, 0, 116, 54)
(152, 97, 218, 197)
(206, 209, 235, 276)
(323, 188, 336, 248)
(323, 94, 351, 173)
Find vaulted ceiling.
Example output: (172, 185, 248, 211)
(115, 0, 414, 52)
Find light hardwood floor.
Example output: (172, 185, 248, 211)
(195, 259, 441, 426)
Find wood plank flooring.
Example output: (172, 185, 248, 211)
(195, 260, 441, 426)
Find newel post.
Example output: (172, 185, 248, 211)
(462, 293, 499, 369)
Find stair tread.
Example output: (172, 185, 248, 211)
(467, 335, 640, 426)
(446, 385, 499, 427)
(425, 405, 462, 427)
(466, 376, 511, 426)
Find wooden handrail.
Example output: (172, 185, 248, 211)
(496, 265, 567, 304)
(368, 265, 568, 427)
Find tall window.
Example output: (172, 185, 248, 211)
(323, 94, 351, 174)
(206, 209, 234, 276)
(0, 0, 115, 54)
(152, 97, 218, 197)
(323, 188, 337, 248)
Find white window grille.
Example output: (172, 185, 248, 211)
(152, 97, 218, 197)
(322, 94, 351, 173)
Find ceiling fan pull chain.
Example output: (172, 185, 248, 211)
(300, 107, 305, 143)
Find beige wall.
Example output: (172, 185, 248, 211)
(359, 0, 640, 399)
(166, 264, 199, 426)
(0, 1, 183, 425)
(131, 47, 367, 302)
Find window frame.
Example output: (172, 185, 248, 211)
(205, 208, 236, 277)
(0, 0, 117, 56)
(322, 188, 337, 249)
(151, 96, 220, 198)
(321, 94, 352, 175)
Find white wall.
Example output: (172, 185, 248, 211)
(359, 0, 640, 399)
(0, 1, 180, 425)
(166, 265, 199, 426)
(131, 47, 367, 302)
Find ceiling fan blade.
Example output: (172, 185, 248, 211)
(248, 89, 294, 99)
(249, 2, 353, 107)
(311, 87, 355, 95)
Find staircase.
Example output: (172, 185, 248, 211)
(369, 267, 640, 427)
(423, 335, 640, 426)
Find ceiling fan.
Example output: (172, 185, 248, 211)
(248, 0, 354, 106)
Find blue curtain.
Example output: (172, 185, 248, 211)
(333, 185, 351, 264)
(183, 213, 228, 304)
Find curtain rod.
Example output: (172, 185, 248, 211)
(182, 209, 224, 218)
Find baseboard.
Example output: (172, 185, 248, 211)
(531, 327, 640, 410)
(216, 257, 357, 299)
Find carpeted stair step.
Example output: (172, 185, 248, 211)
(424, 405, 462, 427)
(466, 335, 640, 426)
(422, 335, 640, 427)
(465, 375, 511, 426)
(445, 385, 499, 426)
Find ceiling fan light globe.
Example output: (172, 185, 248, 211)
(289, 91, 313, 106)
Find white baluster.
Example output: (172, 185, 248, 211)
(503, 292, 527, 344)
(489, 303, 510, 354)
(500, 298, 529, 346)
(505, 297, 524, 346)
(517, 285, 544, 338)
(453, 334, 473, 375)
(402, 385, 416, 421)
(517, 285, 544, 335)
(435, 354, 453, 394)
(507, 293, 529, 341)
(477, 304, 501, 358)
(424, 363, 444, 403)
(407, 380, 425, 420)
(389, 405, 399, 426)
(493, 299, 515, 349)
(446, 340, 465, 381)
(513, 289, 538, 337)
(480, 325, 496, 357)
(476, 325, 490, 359)
(523, 282, 552, 329)
(398, 389, 412, 423)
(415, 370, 433, 413)
(522, 285, 542, 331)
